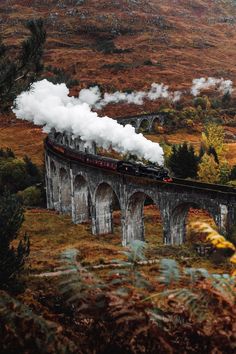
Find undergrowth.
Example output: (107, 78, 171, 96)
(1, 241, 234, 353)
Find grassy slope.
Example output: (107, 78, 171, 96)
(0, 120, 46, 165)
(21, 207, 231, 276)
(1, 0, 236, 162)
(1, 0, 236, 117)
(1, 0, 236, 164)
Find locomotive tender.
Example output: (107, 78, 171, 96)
(46, 136, 172, 182)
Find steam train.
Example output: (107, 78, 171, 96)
(46, 137, 172, 182)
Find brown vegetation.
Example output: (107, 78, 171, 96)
(1, 0, 236, 117)
(7, 207, 235, 353)
(20, 207, 232, 276)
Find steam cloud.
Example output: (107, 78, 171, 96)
(13, 80, 164, 165)
(191, 77, 233, 96)
(78, 77, 233, 108)
(79, 83, 182, 108)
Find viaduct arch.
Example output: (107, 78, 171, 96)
(117, 112, 167, 132)
(45, 133, 236, 246)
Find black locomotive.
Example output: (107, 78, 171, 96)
(46, 137, 172, 182)
(116, 161, 172, 182)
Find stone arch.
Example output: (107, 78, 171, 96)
(59, 167, 71, 214)
(130, 120, 137, 129)
(139, 119, 149, 132)
(124, 191, 162, 245)
(93, 182, 120, 235)
(73, 174, 91, 223)
(152, 117, 162, 132)
(169, 201, 218, 245)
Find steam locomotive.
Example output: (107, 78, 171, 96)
(116, 161, 172, 182)
(46, 137, 172, 182)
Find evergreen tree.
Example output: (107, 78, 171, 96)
(6, 148, 15, 159)
(0, 19, 46, 111)
(23, 155, 41, 185)
(208, 146, 219, 164)
(168, 142, 198, 178)
(198, 144, 205, 162)
(230, 165, 236, 180)
(222, 91, 231, 108)
(0, 191, 29, 288)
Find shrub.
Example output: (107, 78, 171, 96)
(0, 152, 42, 195)
(0, 159, 28, 194)
(0, 148, 15, 158)
(56, 244, 236, 353)
(181, 107, 197, 119)
(96, 39, 117, 54)
(43, 66, 79, 88)
(17, 186, 42, 207)
(0, 291, 76, 353)
(219, 161, 231, 184)
(193, 96, 211, 110)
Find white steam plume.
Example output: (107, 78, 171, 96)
(78, 82, 182, 108)
(13, 80, 164, 165)
(74, 77, 233, 109)
(191, 77, 233, 96)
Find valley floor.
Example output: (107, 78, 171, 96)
(21, 208, 232, 277)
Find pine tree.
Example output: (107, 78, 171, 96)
(222, 91, 231, 108)
(0, 19, 46, 111)
(0, 191, 29, 288)
(198, 144, 205, 162)
(168, 142, 198, 178)
(208, 146, 219, 164)
(23, 155, 41, 185)
(230, 165, 236, 180)
(197, 153, 220, 183)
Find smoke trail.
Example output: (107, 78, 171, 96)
(191, 77, 233, 96)
(79, 86, 102, 106)
(13, 80, 164, 165)
(78, 82, 182, 108)
(79, 77, 233, 107)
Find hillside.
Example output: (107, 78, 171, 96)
(1, 0, 236, 117)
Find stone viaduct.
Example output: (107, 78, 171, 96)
(45, 131, 236, 246)
(116, 112, 167, 132)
